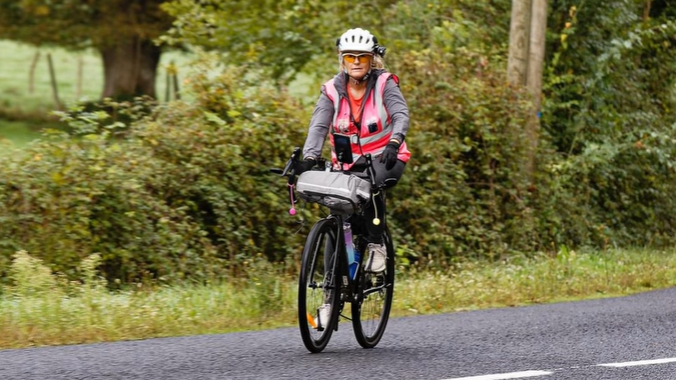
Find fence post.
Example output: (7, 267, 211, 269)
(165, 68, 170, 102)
(172, 61, 180, 100)
(76, 57, 83, 99)
(29, 51, 41, 94)
(46, 53, 64, 110)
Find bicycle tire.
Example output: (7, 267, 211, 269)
(298, 217, 342, 353)
(351, 226, 395, 349)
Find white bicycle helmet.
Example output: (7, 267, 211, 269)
(337, 28, 376, 53)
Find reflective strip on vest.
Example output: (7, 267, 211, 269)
(324, 79, 340, 129)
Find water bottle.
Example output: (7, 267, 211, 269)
(344, 222, 359, 280)
(352, 246, 360, 280)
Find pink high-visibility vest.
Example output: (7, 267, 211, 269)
(324, 72, 411, 169)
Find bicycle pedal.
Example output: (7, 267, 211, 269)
(375, 276, 385, 287)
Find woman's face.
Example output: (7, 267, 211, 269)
(342, 52, 373, 81)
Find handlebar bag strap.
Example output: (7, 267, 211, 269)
(296, 171, 371, 214)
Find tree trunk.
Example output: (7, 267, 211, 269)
(100, 37, 161, 99)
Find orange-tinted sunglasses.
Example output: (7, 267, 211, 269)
(342, 53, 373, 64)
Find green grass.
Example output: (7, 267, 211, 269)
(0, 40, 192, 111)
(0, 41, 102, 114)
(0, 119, 67, 154)
(0, 39, 318, 148)
(2, 248, 675, 349)
(0, 120, 43, 150)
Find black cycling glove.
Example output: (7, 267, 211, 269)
(294, 158, 316, 175)
(380, 141, 400, 170)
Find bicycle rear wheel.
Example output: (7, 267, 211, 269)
(298, 217, 341, 353)
(352, 227, 395, 348)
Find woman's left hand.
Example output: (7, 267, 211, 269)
(380, 141, 400, 170)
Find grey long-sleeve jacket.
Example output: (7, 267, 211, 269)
(302, 69, 410, 159)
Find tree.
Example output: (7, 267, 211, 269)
(0, 0, 174, 99)
(161, 0, 399, 84)
(162, 0, 514, 85)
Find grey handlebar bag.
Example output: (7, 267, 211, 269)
(296, 171, 371, 214)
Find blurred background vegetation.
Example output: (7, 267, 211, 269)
(0, 0, 675, 286)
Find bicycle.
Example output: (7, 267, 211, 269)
(271, 147, 395, 353)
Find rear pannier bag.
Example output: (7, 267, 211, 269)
(296, 171, 371, 214)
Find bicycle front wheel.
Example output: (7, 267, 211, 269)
(298, 217, 341, 353)
(352, 227, 395, 349)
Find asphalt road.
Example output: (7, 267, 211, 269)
(2, 288, 676, 380)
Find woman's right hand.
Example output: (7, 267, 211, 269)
(294, 158, 316, 175)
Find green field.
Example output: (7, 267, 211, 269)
(0, 40, 103, 113)
(0, 39, 192, 146)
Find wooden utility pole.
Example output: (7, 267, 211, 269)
(527, 0, 548, 113)
(508, 0, 548, 172)
(507, 0, 532, 88)
(643, 0, 652, 21)
(508, 0, 547, 110)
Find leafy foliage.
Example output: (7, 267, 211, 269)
(543, 0, 676, 246)
(161, 0, 511, 84)
(0, 55, 310, 283)
(163, 0, 342, 83)
(0, 0, 172, 48)
(384, 17, 564, 262)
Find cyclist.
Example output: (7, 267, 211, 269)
(296, 27, 411, 278)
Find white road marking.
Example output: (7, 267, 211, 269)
(442, 370, 553, 380)
(597, 357, 676, 367)
(443, 356, 676, 379)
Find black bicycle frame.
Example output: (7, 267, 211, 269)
(274, 148, 381, 306)
(330, 215, 357, 304)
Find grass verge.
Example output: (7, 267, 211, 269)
(1, 248, 675, 349)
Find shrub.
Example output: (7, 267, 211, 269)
(543, 1, 676, 247)
(0, 56, 311, 284)
(383, 20, 568, 263)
